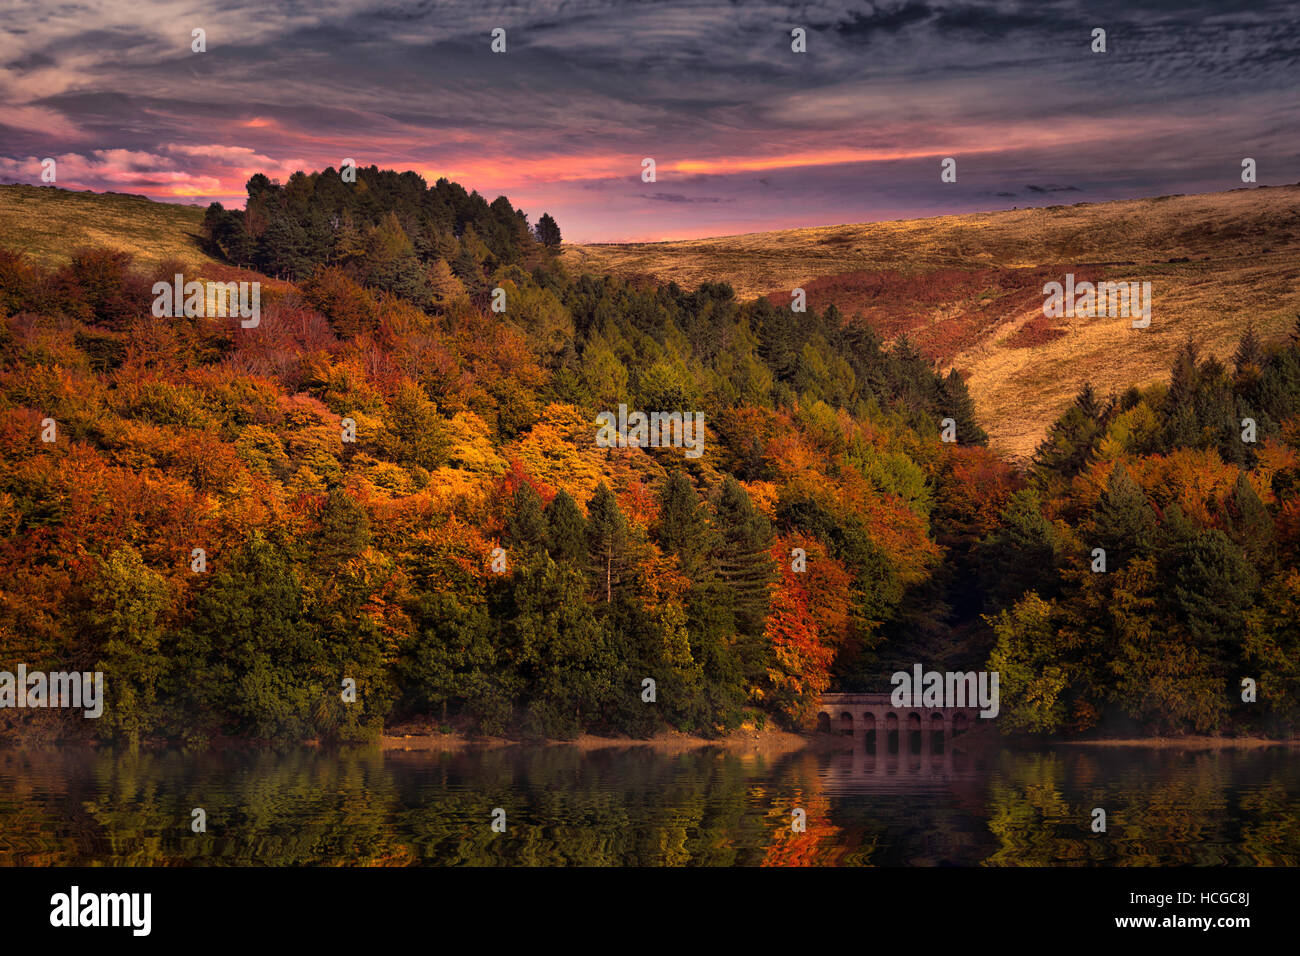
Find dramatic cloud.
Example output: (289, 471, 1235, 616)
(1, 0, 1297, 240)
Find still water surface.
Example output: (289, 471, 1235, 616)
(1, 741, 1296, 865)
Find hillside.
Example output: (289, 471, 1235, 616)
(565, 186, 1300, 457)
(4, 172, 1300, 744)
(7, 182, 1298, 458)
(0, 184, 219, 271)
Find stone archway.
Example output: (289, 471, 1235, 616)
(883, 711, 900, 751)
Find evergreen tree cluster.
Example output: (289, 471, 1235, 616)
(200, 166, 560, 304)
(983, 322, 1300, 736)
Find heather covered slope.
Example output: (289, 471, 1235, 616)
(0, 184, 220, 272)
(566, 186, 1300, 457)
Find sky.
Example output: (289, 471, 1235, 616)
(1, 0, 1297, 242)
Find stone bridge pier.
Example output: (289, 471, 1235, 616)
(815, 693, 981, 745)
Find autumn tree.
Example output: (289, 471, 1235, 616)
(85, 546, 172, 744)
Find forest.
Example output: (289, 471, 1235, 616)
(1, 167, 1298, 744)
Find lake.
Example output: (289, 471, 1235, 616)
(1, 739, 1297, 866)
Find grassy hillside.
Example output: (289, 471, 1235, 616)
(0, 184, 220, 272)
(566, 186, 1300, 457)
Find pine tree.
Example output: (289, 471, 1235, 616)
(452, 229, 488, 295)
(331, 211, 366, 266)
(362, 212, 431, 305)
(711, 477, 776, 638)
(976, 488, 1064, 612)
(884, 334, 935, 412)
(1034, 383, 1105, 485)
(258, 215, 313, 280)
(1163, 528, 1257, 649)
(316, 486, 371, 566)
(1234, 324, 1264, 376)
(426, 258, 467, 308)
(653, 471, 710, 574)
(400, 592, 502, 729)
(1162, 338, 1203, 449)
(507, 556, 612, 738)
(506, 482, 547, 554)
(1168, 338, 1202, 405)
(937, 368, 988, 445)
(535, 213, 562, 248)
(1089, 463, 1158, 570)
(1225, 472, 1274, 567)
(176, 533, 321, 739)
(586, 483, 629, 602)
(1258, 340, 1300, 426)
(545, 490, 587, 564)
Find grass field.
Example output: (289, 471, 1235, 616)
(0, 184, 220, 271)
(565, 186, 1300, 457)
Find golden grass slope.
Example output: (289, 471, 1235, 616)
(565, 186, 1300, 458)
(0, 184, 220, 272)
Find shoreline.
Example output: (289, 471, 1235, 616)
(380, 726, 835, 756)
(1052, 736, 1300, 748)
(3, 727, 1295, 752)
(379, 727, 1300, 754)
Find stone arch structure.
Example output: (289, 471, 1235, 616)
(816, 693, 984, 741)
